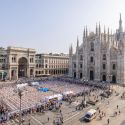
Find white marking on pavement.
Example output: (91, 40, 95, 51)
(64, 106, 92, 123)
(96, 102, 101, 106)
(31, 116, 43, 125)
(64, 112, 80, 122)
(7, 120, 17, 125)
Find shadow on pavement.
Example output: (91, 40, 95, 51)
(120, 120, 125, 125)
(79, 117, 86, 123)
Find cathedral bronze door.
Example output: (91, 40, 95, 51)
(112, 75, 116, 83)
(102, 75, 106, 81)
(90, 70, 94, 80)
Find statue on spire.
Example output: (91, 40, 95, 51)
(104, 26, 106, 41)
(77, 36, 79, 47)
(108, 27, 110, 42)
(86, 26, 88, 37)
(119, 13, 123, 32)
(83, 27, 86, 38)
(99, 22, 101, 38)
(96, 23, 98, 35)
(69, 44, 73, 56)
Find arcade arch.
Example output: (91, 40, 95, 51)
(18, 57, 28, 78)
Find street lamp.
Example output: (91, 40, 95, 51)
(18, 89, 23, 125)
(83, 85, 86, 101)
(83, 78, 87, 108)
(108, 74, 112, 90)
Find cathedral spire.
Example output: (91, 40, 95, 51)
(83, 27, 86, 38)
(71, 44, 73, 54)
(119, 13, 123, 32)
(77, 36, 79, 48)
(108, 27, 110, 42)
(111, 30, 112, 42)
(96, 23, 98, 35)
(69, 44, 73, 56)
(86, 26, 88, 37)
(104, 26, 106, 41)
(104, 26, 106, 35)
(99, 22, 101, 35)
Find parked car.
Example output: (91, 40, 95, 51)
(84, 109, 97, 122)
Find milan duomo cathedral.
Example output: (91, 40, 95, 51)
(69, 14, 125, 84)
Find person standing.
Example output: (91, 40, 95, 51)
(28, 119, 30, 125)
(117, 105, 118, 109)
(107, 118, 110, 124)
(48, 117, 49, 122)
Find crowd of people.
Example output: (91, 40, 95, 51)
(0, 76, 110, 124)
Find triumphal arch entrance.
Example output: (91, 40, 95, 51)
(7, 47, 36, 80)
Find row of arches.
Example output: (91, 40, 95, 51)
(73, 71, 116, 83)
(102, 74, 116, 83)
(36, 69, 68, 76)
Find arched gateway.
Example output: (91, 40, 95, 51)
(18, 57, 28, 77)
(7, 47, 36, 80)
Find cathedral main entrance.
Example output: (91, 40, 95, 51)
(90, 70, 94, 80)
(102, 75, 106, 81)
(112, 75, 116, 83)
(18, 57, 28, 78)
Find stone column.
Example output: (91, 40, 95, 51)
(9, 68, 11, 80)
(1, 72, 3, 80)
(16, 68, 18, 80)
(33, 68, 35, 77)
(27, 67, 30, 78)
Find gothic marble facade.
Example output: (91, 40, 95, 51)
(69, 14, 125, 84)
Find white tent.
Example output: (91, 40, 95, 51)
(16, 83, 28, 89)
(31, 82, 39, 86)
(45, 94, 63, 101)
(63, 91, 74, 95)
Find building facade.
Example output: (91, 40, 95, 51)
(0, 47, 69, 80)
(69, 14, 125, 84)
(0, 47, 8, 79)
(7, 46, 36, 80)
(35, 53, 69, 76)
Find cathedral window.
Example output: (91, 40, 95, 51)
(113, 64, 116, 70)
(80, 73, 82, 78)
(80, 55, 83, 60)
(74, 72, 76, 78)
(103, 54, 106, 60)
(90, 42, 94, 51)
(74, 63, 76, 68)
(90, 57, 94, 63)
(80, 64, 82, 68)
(103, 64, 106, 70)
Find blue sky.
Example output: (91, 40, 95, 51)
(0, 0, 125, 53)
